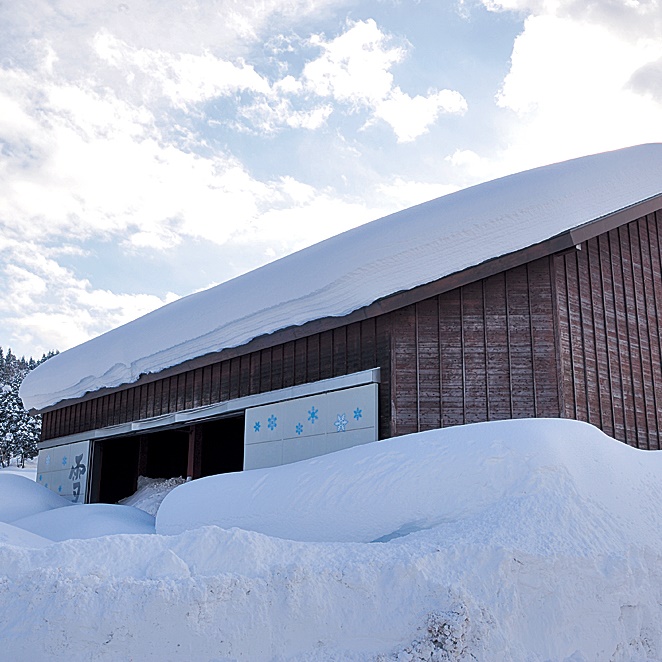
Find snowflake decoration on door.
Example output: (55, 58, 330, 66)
(254, 421, 261, 433)
(353, 408, 362, 421)
(308, 406, 319, 424)
(295, 423, 303, 436)
(334, 413, 349, 432)
(267, 415, 278, 431)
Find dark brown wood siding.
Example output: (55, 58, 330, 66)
(553, 213, 662, 449)
(40, 212, 662, 450)
(41, 317, 393, 442)
(389, 256, 561, 436)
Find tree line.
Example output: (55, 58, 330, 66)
(0, 347, 58, 468)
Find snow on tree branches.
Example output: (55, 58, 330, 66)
(0, 347, 57, 468)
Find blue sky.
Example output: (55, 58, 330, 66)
(1, 0, 662, 358)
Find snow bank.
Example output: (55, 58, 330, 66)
(0, 473, 154, 542)
(3, 419, 662, 660)
(0, 457, 38, 481)
(0, 521, 53, 548)
(20, 144, 662, 411)
(12, 503, 155, 541)
(0, 473, 71, 523)
(156, 418, 660, 553)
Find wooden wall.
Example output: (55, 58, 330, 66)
(41, 318, 393, 441)
(42, 212, 662, 451)
(389, 256, 562, 436)
(554, 212, 662, 450)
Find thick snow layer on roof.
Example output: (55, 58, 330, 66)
(20, 144, 662, 411)
(5, 419, 662, 658)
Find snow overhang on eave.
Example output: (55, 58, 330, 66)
(34, 192, 662, 416)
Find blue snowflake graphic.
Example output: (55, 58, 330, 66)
(308, 406, 319, 423)
(254, 421, 261, 433)
(45, 454, 51, 466)
(295, 423, 303, 436)
(62, 456, 68, 466)
(44, 483, 49, 489)
(353, 408, 363, 421)
(58, 485, 62, 493)
(334, 413, 349, 433)
(38, 474, 42, 482)
(267, 415, 278, 431)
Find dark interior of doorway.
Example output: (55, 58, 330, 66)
(91, 414, 246, 503)
(197, 415, 245, 478)
(94, 428, 188, 504)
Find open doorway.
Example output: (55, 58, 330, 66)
(92, 428, 189, 503)
(197, 415, 245, 477)
(90, 414, 246, 503)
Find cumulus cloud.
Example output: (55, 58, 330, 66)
(302, 19, 467, 141)
(629, 57, 662, 101)
(0, 240, 179, 354)
(462, 0, 662, 177)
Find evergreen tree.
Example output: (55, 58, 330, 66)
(0, 347, 57, 468)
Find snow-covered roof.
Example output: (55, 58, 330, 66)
(20, 144, 662, 411)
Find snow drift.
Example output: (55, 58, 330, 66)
(3, 419, 662, 660)
(157, 418, 662, 553)
(20, 144, 662, 411)
(0, 473, 71, 523)
(12, 503, 155, 542)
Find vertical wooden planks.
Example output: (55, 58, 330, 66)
(306, 335, 321, 384)
(319, 330, 333, 381)
(238, 355, 250, 398)
(332, 327, 347, 378)
(507, 265, 535, 419)
(346, 323, 362, 375)
(644, 215, 662, 448)
(282, 341, 295, 388)
(271, 345, 284, 391)
(439, 288, 464, 426)
(528, 258, 560, 418)
(586, 238, 613, 435)
(375, 314, 392, 439)
(416, 298, 441, 431)
(360, 318, 377, 371)
(391, 305, 418, 436)
(462, 281, 487, 423)
(248, 352, 261, 395)
(484, 272, 512, 420)
(294, 339, 307, 386)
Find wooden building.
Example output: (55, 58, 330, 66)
(20, 144, 662, 503)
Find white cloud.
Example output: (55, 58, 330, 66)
(0, 241, 179, 355)
(304, 19, 406, 106)
(302, 19, 468, 141)
(449, 1, 662, 182)
(629, 57, 662, 101)
(93, 31, 272, 107)
(373, 88, 467, 143)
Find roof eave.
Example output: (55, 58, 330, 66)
(35, 194, 662, 415)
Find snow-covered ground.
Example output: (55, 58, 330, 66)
(2, 418, 662, 660)
(0, 457, 37, 481)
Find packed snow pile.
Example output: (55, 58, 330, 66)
(20, 144, 662, 411)
(3, 419, 662, 660)
(12, 503, 155, 541)
(119, 475, 186, 516)
(157, 418, 660, 553)
(0, 473, 71, 523)
(0, 474, 155, 542)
